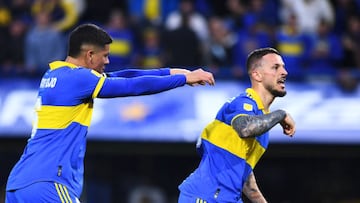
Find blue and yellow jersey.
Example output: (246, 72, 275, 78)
(6, 61, 187, 198)
(6, 61, 106, 197)
(179, 88, 270, 202)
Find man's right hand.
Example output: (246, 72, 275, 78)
(185, 69, 215, 86)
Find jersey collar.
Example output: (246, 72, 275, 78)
(246, 88, 267, 112)
(49, 61, 78, 70)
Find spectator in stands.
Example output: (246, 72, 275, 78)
(127, 0, 178, 27)
(165, 0, 208, 42)
(163, 11, 202, 67)
(8, 0, 32, 23)
(279, 0, 334, 34)
(0, 1, 11, 27)
(337, 14, 360, 92)
(25, 10, 66, 77)
(165, 0, 209, 61)
(275, 13, 311, 81)
(0, 18, 27, 77)
(135, 27, 165, 68)
(104, 9, 136, 72)
(0, 1, 11, 71)
(222, 0, 246, 32)
(242, 0, 280, 33)
(31, 0, 83, 32)
(207, 16, 237, 79)
(306, 19, 343, 80)
(341, 15, 360, 69)
(333, 0, 360, 35)
(232, 17, 272, 80)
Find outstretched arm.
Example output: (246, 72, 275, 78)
(98, 74, 186, 98)
(105, 67, 214, 86)
(106, 68, 171, 78)
(232, 110, 295, 138)
(169, 68, 191, 75)
(243, 172, 267, 203)
(106, 67, 195, 78)
(97, 68, 214, 98)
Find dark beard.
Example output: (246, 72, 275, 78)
(270, 88, 287, 97)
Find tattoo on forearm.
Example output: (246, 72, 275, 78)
(232, 109, 286, 138)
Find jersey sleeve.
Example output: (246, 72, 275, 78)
(216, 96, 257, 125)
(229, 97, 258, 125)
(97, 74, 186, 98)
(106, 68, 170, 78)
(72, 68, 106, 100)
(232, 97, 257, 115)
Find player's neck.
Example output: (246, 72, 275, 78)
(252, 86, 274, 111)
(65, 56, 87, 68)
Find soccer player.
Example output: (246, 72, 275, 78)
(5, 23, 215, 203)
(178, 47, 296, 203)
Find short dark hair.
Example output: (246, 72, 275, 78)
(246, 47, 280, 73)
(67, 23, 113, 57)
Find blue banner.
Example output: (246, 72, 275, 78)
(0, 78, 359, 143)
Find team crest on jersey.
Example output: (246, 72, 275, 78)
(243, 103, 253, 111)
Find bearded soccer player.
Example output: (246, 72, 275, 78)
(178, 47, 295, 203)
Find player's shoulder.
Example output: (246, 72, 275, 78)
(232, 92, 256, 104)
(49, 62, 101, 77)
(226, 92, 257, 112)
(68, 67, 106, 81)
(48, 67, 104, 90)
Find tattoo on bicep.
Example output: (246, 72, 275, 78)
(232, 110, 286, 138)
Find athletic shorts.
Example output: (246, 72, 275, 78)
(6, 181, 80, 203)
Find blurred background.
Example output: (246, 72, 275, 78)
(1, 0, 360, 202)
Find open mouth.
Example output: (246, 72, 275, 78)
(278, 78, 286, 84)
(278, 78, 286, 88)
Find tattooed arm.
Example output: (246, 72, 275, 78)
(243, 172, 267, 203)
(232, 109, 295, 138)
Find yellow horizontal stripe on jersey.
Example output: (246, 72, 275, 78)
(36, 102, 93, 129)
(201, 120, 265, 168)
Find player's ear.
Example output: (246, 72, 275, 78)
(85, 50, 94, 64)
(251, 70, 262, 82)
(88, 50, 94, 58)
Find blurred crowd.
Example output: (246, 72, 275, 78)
(0, 0, 360, 92)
